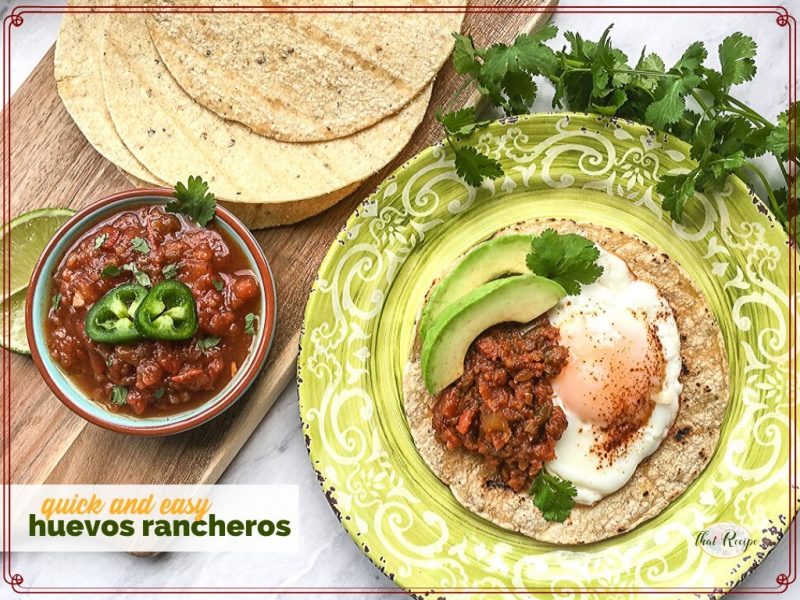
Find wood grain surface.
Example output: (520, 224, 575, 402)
(2, 1, 556, 485)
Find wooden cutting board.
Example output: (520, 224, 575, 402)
(4, 2, 555, 485)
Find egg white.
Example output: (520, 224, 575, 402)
(545, 248, 682, 505)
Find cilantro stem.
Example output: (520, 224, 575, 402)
(442, 130, 463, 165)
(777, 159, 790, 182)
(690, 90, 712, 115)
(724, 106, 763, 122)
(737, 163, 786, 225)
(616, 68, 680, 79)
(725, 96, 772, 127)
(445, 78, 477, 114)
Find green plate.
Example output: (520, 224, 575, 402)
(298, 113, 793, 597)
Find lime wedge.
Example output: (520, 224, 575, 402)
(1, 289, 29, 354)
(0, 207, 75, 355)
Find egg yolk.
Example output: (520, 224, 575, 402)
(553, 309, 665, 428)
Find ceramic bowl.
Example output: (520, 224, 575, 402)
(26, 189, 276, 436)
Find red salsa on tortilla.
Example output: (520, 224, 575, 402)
(431, 318, 569, 492)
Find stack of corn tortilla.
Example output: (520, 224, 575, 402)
(55, 0, 465, 228)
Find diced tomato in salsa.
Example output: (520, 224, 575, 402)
(46, 205, 261, 417)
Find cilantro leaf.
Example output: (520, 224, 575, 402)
(634, 50, 665, 92)
(436, 109, 500, 188)
(587, 26, 620, 96)
(640, 40, 706, 130)
(51, 293, 61, 311)
(467, 24, 557, 113)
(110, 386, 128, 406)
(503, 66, 538, 114)
(511, 24, 559, 72)
(657, 171, 696, 221)
(719, 32, 757, 88)
(689, 119, 717, 162)
(131, 237, 150, 254)
(765, 102, 797, 162)
(212, 278, 224, 292)
(699, 151, 747, 189)
(167, 176, 216, 227)
(101, 264, 122, 277)
(645, 76, 699, 130)
(478, 25, 558, 89)
(154, 387, 165, 400)
(452, 145, 503, 187)
(770, 186, 789, 229)
(591, 88, 627, 116)
(712, 116, 769, 158)
(452, 33, 480, 76)
(94, 233, 108, 249)
(161, 263, 179, 280)
(563, 30, 592, 64)
(765, 123, 788, 161)
(478, 43, 515, 94)
(529, 470, 577, 522)
(436, 107, 489, 138)
(674, 41, 707, 75)
(122, 262, 151, 287)
(525, 229, 603, 295)
(245, 312, 258, 335)
(197, 336, 221, 351)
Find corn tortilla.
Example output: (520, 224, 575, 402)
(120, 170, 362, 228)
(144, 0, 464, 142)
(54, 4, 165, 186)
(403, 219, 730, 544)
(101, 14, 430, 227)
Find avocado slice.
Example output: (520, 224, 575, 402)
(421, 274, 566, 395)
(419, 234, 533, 340)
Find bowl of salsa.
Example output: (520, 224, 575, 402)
(26, 187, 276, 435)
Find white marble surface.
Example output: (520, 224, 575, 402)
(4, 1, 794, 597)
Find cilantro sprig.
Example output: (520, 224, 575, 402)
(530, 470, 577, 522)
(436, 26, 559, 187)
(435, 108, 501, 186)
(167, 176, 217, 227)
(526, 229, 603, 295)
(439, 25, 795, 233)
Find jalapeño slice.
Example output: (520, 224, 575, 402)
(134, 280, 198, 341)
(85, 283, 148, 344)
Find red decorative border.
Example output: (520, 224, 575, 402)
(1, 2, 796, 596)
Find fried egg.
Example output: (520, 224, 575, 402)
(545, 247, 682, 505)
